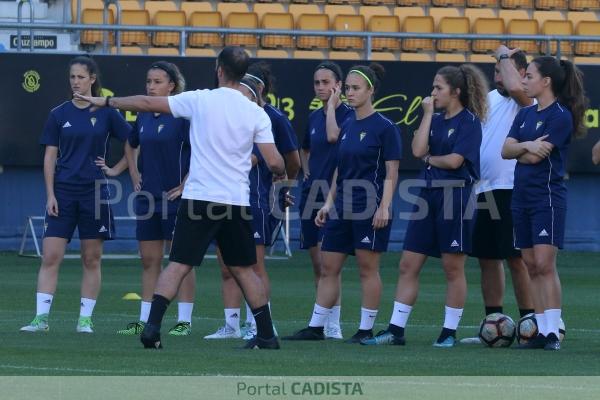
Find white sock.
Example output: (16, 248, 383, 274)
(36, 292, 53, 316)
(390, 301, 413, 328)
(225, 308, 241, 332)
(79, 298, 96, 318)
(309, 304, 331, 328)
(544, 309, 561, 337)
(327, 305, 341, 328)
(245, 302, 255, 325)
(359, 307, 378, 331)
(177, 302, 194, 324)
(442, 305, 463, 330)
(139, 301, 151, 323)
(535, 313, 547, 336)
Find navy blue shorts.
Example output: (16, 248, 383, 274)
(136, 213, 177, 241)
(512, 207, 566, 249)
(403, 186, 477, 258)
(43, 186, 115, 241)
(299, 185, 326, 249)
(250, 207, 279, 246)
(321, 212, 392, 255)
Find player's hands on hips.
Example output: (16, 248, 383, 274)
(166, 184, 184, 201)
(526, 135, 552, 158)
(46, 195, 58, 217)
(95, 157, 119, 176)
(315, 204, 331, 227)
(421, 96, 434, 114)
(372, 205, 390, 230)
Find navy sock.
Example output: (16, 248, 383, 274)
(519, 308, 535, 317)
(437, 327, 456, 343)
(485, 306, 503, 316)
(252, 304, 275, 340)
(388, 323, 404, 338)
(147, 294, 170, 327)
(308, 326, 324, 333)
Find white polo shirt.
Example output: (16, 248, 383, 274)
(168, 87, 274, 206)
(476, 90, 522, 194)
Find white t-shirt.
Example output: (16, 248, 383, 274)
(476, 90, 523, 194)
(168, 87, 274, 206)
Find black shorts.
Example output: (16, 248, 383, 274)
(471, 189, 521, 260)
(169, 199, 257, 267)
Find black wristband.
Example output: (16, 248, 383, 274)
(105, 96, 112, 107)
(498, 54, 510, 61)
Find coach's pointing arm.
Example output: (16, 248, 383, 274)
(73, 93, 171, 114)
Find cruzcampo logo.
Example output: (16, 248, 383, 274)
(22, 70, 40, 93)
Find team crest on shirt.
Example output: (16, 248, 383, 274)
(448, 128, 455, 137)
(90, 117, 97, 127)
(158, 124, 164, 133)
(359, 131, 367, 141)
(536, 121, 543, 130)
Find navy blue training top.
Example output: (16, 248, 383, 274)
(335, 112, 402, 214)
(420, 108, 482, 187)
(507, 101, 572, 209)
(40, 101, 130, 191)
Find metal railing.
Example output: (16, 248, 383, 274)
(4, 20, 600, 59)
(16, 0, 34, 52)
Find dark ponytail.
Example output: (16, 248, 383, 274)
(69, 55, 102, 97)
(532, 56, 589, 138)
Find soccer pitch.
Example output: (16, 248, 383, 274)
(1, 251, 600, 377)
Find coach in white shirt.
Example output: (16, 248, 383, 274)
(76, 47, 285, 350)
(463, 46, 536, 343)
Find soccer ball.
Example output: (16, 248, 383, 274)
(517, 314, 566, 344)
(478, 313, 516, 347)
(517, 313, 538, 345)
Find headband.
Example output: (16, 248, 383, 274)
(150, 63, 177, 84)
(245, 73, 265, 87)
(239, 82, 257, 100)
(349, 69, 373, 88)
(317, 64, 341, 81)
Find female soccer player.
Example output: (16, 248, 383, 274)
(501, 57, 588, 350)
(283, 64, 402, 343)
(103, 62, 197, 337)
(299, 61, 353, 339)
(362, 64, 488, 348)
(21, 56, 131, 333)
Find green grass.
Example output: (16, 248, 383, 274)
(1, 251, 600, 376)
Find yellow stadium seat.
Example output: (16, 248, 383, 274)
(437, 17, 470, 52)
(500, 0, 534, 8)
(369, 15, 401, 50)
(81, 9, 114, 45)
(394, 6, 426, 19)
(292, 50, 327, 59)
(575, 21, 600, 55)
(261, 13, 294, 49)
(499, 9, 529, 25)
(153, 10, 185, 48)
(253, 3, 286, 19)
(324, 5, 357, 16)
(467, 0, 499, 7)
(402, 15, 434, 51)
(359, 6, 392, 23)
(148, 47, 180, 56)
(429, 7, 461, 26)
(71, 0, 103, 23)
(472, 17, 504, 53)
(111, 46, 143, 55)
(573, 56, 600, 64)
(540, 20, 573, 54)
(181, 2, 213, 19)
(362, 0, 396, 5)
(217, 2, 250, 21)
(370, 52, 397, 61)
(535, 0, 567, 10)
(296, 14, 330, 49)
(144, 1, 177, 21)
(465, 8, 497, 22)
(185, 48, 218, 57)
(120, 9, 151, 46)
(289, 4, 321, 23)
(432, 0, 466, 6)
(225, 12, 259, 48)
(435, 53, 467, 62)
(332, 14, 365, 50)
(532, 10, 564, 23)
(400, 52, 433, 61)
(567, 12, 598, 28)
(117, 1, 142, 11)
(329, 51, 362, 60)
(470, 53, 496, 62)
(570, 1, 600, 11)
(256, 49, 289, 59)
(507, 19, 539, 54)
(188, 11, 223, 48)
(327, 0, 361, 4)
(397, 0, 431, 5)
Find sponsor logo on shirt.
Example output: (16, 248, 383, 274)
(158, 124, 164, 133)
(98, 225, 107, 233)
(62, 121, 72, 128)
(90, 117, 97, 127)
(448, 128, 455, 137)
(360, 236, 371, 244)
(536, 121, 543, 130)
(359, 131, 367, 141)
(341, 134, 347, 140)
(539, 229, 549, 237)
(254, 232, 261, 239)
(451, 240, 460, 247)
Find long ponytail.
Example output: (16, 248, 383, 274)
(436, 64, 489, 121)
